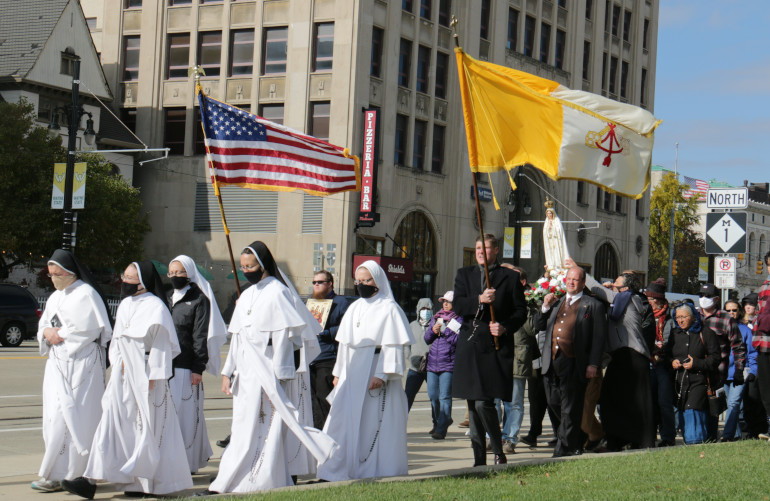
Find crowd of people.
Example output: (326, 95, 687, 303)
(27, 241, 770, 497)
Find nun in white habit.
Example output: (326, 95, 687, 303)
(166, 254, 228, 474)
(33, 250, 112, 493)
(317, 260, 414, 482)
(62, 261, 192, 499)
(205, 241, 335, 495)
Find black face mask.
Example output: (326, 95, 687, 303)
(121, 282, 140, 298)
(244, 270, 263, 285)
(357, 283, 378, 298)
(170, 276, 190, 290)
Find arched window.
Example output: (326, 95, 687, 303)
(749, 232, 756, 261)
(760, 234, 767, 261)
(594, 242, 619, 281)
(391, 210, 437, 319)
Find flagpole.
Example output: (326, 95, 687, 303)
(451, 16, 499, 350)
(192, 68, 241, 297)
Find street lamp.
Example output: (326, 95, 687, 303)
(46, 56, 97, 251)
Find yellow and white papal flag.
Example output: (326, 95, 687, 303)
(456, 48, 661, 199)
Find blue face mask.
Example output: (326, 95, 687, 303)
(419, 310, 432, 323)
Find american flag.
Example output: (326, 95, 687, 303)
(198, 93, 360, 196)
(682, 175, 709, 200)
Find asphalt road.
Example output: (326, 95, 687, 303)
(0, 340, 557, 499)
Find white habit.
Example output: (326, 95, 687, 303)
(84, 293, 193, 495)
(37, 280, 112, 481)
(210, 277, 336, 493)
(317, 261, 414, 481)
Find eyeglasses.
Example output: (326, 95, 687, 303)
(354, 278, 375, 286)
(47, 273, 72, 278)
(167, 272, 187, 278)
(120, 273, 139, 282)
(240, 264, 260, 272)
(312, 280, 330, 285)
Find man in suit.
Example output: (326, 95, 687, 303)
(535, 266, 607, 457)
(452, 234, 528, 466)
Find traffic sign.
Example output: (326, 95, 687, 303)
(705, 212, 747, 254)
(714, 256, 736, 289)
(706, 188, 748, 209)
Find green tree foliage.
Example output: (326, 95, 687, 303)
(0, 99, 150, 279)
(649, 172, 704, 294)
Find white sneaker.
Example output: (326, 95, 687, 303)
(31, 479, 62, 492)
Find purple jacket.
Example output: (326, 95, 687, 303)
(424, 310, 462, 372)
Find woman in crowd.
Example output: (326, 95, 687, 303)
(205, 242, 334, 494)
(721, 300, 758, 441)
(63, 261, 192, 499)
(645, 279, 676, 447)
(166, 255, 228, 474)
(424, 291, 462, 440)
(318, 260, 413, 481)
(32, 250, 112, 494)
(667, 302, 720, 445)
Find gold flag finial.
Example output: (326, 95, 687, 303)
(450, 16, 460, 48)
(188, 66, 206, 86)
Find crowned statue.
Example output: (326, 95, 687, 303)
(542, 199, 570, 274)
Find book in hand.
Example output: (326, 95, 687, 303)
(51, 314, 62, 328)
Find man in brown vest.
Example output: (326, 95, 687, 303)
(535, 266, 607, 457)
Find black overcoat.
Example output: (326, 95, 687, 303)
(451, 264, 527, 401)
(168, 283, 210, 374)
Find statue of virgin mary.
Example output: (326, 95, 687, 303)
(542, 199, 570, 274)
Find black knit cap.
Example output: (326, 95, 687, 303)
(644, 278, 666, 299)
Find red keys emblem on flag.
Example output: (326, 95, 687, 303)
(585, 123, 628, 166)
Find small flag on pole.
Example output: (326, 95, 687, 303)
(197, 91, 360, 196)
(682, 176, 709, 200)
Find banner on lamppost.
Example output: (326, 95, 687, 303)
(698, 257, 709, 281)
(52, 162, 87, 209)
(520, 227, 532, 259)
(503, 227, 515, 259)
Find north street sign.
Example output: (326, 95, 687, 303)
(706, 188, 748, 210)
(705, 212, 747, 254)
(714, 256, 736, 289)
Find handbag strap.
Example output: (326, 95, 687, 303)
(697, 331, 715, 395)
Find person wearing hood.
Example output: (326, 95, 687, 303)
(166, 255, 228, 474)
(31, 250, 112, 494)
(645, 279, 676, 447)
(404, 297, 433, 412)
(204, 242, 335, 494)
(666, 302, 720, 444)
(63, 261, 192, 499)
(317, 260, 414, 481)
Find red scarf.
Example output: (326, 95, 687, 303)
(652, 303, 668, 343)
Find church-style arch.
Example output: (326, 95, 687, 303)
(391, 210, 438, 320)
(594, 242, 619, 281)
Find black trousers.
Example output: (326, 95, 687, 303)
(310, 359, 335, 429)
(526, 368, 560, 439)
(467, 399, 504, 465)
(545, 354, 587, 454)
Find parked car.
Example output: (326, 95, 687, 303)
(0, 284, 42, 347)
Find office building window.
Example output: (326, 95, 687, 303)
(169, 0, 192, 5)
(623, 10, 632, 42)
(431, 125, 445, 173)
(86, 18, 97, 30)
(641, 67, 648, 106)
(620, 60, 629, 98)
(402, 0, 413, 12)
(416, 45, 431, 93)
(122, 36, 140, 81)
(643, 18, 650, 50)
(555, 29, 565, 69)
(435, 51, 448, 99)
(524, 16, 535, 57)
(611, 4, 620, 37)
(604, 0, 611, 32)
(194, 107, 206, 155)
(438, 0, 451, 26)
(540, 23, 551, 63)
(585, 0, 593, 19)
(577, 181, 586, 204)
(200, 0, 223, 3)
(582, 41, 591, 80)
(395, 114, 408, 166)
(229, 29, 254, 76)
(164, 108, 186, 155)
(371, 27, 384, 77)
(420, 0, 431, 20)
(413, 120, 427, 171)
(121, 108, 137, 134)
(507, 8, 519, 51)
(167, 33, 190, 79)
(558, 0, 566, 6)
(480, 0, 490, 40)
(309, 102, 330, 141)
(313, 22, 334, 72)
(258, 103, 284, 125)
(609, 55, 618, 94)
(615, 194, 623, 213)
(198, 31, 222, 77)
(263, 27, 288, 74)
(398, 38, 412, 87)
(125, 0, 142, 7)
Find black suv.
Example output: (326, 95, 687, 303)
(0, 284, 42, 347)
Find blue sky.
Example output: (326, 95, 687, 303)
(651, 1, 770, 185)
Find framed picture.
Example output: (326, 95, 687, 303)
(306, 298, 333, 328)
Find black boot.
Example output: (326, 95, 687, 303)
(472, 442, 486, 467)
(61, 477, 96, 500)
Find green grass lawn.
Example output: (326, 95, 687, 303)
(194, 441, 770, 500)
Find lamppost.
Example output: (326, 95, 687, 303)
(507, 168, 532, 266)
(47, 56, 97, 251)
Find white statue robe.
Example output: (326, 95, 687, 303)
(37, 280, 112, 481)
(543, 214, 570, 273)
(84, 293, 192, 495)
(317, 289, 414, 482)
(210, 277, 336, 493)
